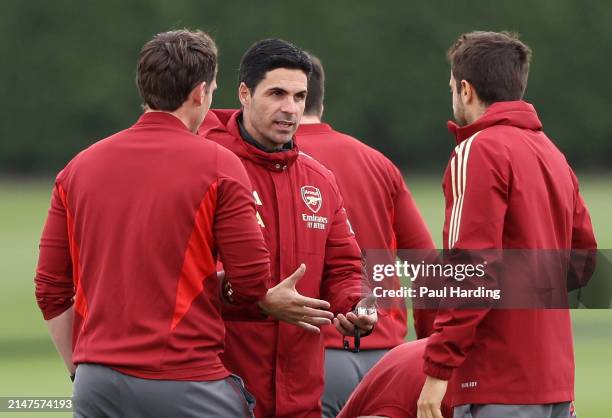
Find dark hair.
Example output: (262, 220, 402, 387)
(447, 31, 532, 104)
(304, 53, 325, 117)
(136, 29, 217, 111)
(239, 38, 312, 91)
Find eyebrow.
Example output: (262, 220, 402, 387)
(266, 87, 307, 96)
(267, 87, 288, 94)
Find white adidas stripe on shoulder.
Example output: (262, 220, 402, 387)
(298, 151, 334, 175)
(448, 155, 458, 248)
(448, 132, 479, 248)
(298, 151, 315, 160)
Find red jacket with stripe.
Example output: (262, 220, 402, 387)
(199, 110, 365, 418)
(35, 112, 271, 381)
(423, 101, 597, 405)
(296, 123, 435, 348)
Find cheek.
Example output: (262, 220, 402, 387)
(452, 94, 461, 110)
(297, 101, 306, 115)
(254, 101, 273, 119)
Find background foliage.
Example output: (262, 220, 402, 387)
(1, 0, 611, 174)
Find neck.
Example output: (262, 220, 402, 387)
(465, 101, 488, 125)
(300, 114, 321, 124)
(145, 107, 198, 133)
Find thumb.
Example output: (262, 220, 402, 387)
(360, 293, 377, 308)
(284, 263, 306, 287)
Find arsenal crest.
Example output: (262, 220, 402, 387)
(301, 186, 322, 213)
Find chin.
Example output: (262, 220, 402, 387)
(271, 134, 293, 145)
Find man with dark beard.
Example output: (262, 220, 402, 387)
(199, 38, 377, 418)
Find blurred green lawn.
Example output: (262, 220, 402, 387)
(0, 174, 610, 417)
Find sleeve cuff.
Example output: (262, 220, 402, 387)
(423, 358, 453, 380)
(37, 298, 74, 320)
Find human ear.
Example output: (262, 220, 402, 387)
(238, 82, 251, 107)
(189, 81, 206, 105)
(460, 79, 473, 104)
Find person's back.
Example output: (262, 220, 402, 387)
(431, 100, 593, 405)
(418, 31, 596, 418)
(296, 55, 435, 418)
(338, 339, 452, 418)
(299, 125, 433, 339)
(35, 29, 271, 418)
(44, 113, 267, 376)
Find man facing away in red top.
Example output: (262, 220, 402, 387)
(34, 30, 326, 418)
(199, 39, 377, 418)
(295, 54, 436, 418)
(417, 31, 596, 418)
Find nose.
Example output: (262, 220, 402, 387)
(280, 96, 298, 115)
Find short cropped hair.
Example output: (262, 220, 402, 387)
(137, 29, 217, 111)
(448, 31, 532, 104)
(304, 53, 325, 117)
(239, 38, 312, 92)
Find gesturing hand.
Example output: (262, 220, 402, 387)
(258, 264, 334, 333)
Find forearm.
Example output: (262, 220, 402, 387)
(45, 307, 76, 374)
(215, 176, 271, 304)
(423, 308, 490, 380)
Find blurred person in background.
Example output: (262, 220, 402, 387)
(295, 54, 436, 418)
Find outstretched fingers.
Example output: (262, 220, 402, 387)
(295, 294, 331, 310)
(293, 320, 322, 333)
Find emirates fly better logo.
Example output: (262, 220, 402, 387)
(301, 186, 322, 213)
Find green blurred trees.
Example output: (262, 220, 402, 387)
(1, 0, 610, 174)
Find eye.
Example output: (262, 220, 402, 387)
(295, 92, 307, 101)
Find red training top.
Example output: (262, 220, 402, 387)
(35, 112, 271, 381)
(424, 101, 597, 405)
(200, 109, 365, 418)
(296, 122, 436, 347)
(339, 338, 452, 418)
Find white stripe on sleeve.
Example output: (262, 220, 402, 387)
(449, 133, 479, 248)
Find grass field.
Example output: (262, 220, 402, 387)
(0, 175, 610, 417)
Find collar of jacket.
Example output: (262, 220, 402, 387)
(136, 111, 191, 132)
(226, 110, 299, 172)
(238, 114, 295, 153)
(296, 122, 333, 135)
(447, 100, 543, 144)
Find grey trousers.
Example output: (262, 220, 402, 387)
(454, 402, 575, 418)
(322, 348, 389, 418)
(73, 363, 255, 418)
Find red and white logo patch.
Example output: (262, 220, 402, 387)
(301, 186, 322, 213)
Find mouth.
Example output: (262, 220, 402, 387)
(274, 120, 295, 130)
